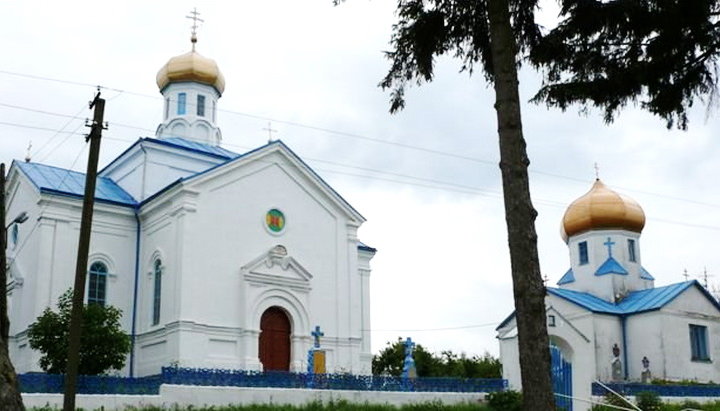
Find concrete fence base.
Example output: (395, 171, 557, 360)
(22, 384, 487, 410)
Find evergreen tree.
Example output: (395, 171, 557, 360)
(353, 0, 555, 408)
(530, 0, 720, 130)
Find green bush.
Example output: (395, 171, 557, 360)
(635, 391, 661, 411)
(591, 392, 634, 411)
(485, 390, 522, 411)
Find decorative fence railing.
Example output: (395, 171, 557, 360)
(592, 381, 720, 397)
(18, 373, 162, 395)
(18, 368, 507, 394)
(162, 367, 508, 393)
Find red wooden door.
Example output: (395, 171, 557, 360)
(259, 306, 291, 371)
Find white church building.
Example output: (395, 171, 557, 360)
(497, 179, 720, 410)
(5, 34, 375, 377)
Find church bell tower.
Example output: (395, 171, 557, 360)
(557, 179, 654, 302)
(155, 10, 225, 145)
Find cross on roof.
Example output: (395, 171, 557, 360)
(186, 8, 204, 50)
(604, 237, 615, 257)
(594, 162, 600, 179)
(311, 325, 324, 348)
(263, 122, 278, 143)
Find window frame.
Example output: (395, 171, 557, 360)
(88, 261, 108, 307)
(578, 241, 589, 265)
(197, 94, 206, 117)
(177, 93, 187, 115)
(10, 223, 19, 249)
(152, 259, 163, 326)
(689, 324, 710, 362)
(628, 239, 637, 262)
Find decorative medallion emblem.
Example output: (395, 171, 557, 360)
(266, 209, 285, 233)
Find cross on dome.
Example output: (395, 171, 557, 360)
(186, 8, 204, 51)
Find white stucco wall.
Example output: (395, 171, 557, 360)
(7, 167, 138, 374)
(8, 142, 373, 378)
(564, 230, 652, 301)
(658, 287, 720, 382)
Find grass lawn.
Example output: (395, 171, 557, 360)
(31, 402, 488, 411)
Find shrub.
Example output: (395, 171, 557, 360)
(485, 390, 522, 411)
(635, 391, 661, 411)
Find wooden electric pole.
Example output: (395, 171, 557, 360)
(63, 92, 106, 411)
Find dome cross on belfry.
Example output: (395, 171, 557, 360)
(186, 8, 204, 51)
(155, 9, 225, 95)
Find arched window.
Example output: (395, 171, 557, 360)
(152, 259, 162, 325)
(88, 262, 108, 306)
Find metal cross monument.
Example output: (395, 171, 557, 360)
(311, 325, 324, 348)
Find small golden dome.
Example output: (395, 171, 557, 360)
(561, 179, 645, 241)
(156, 50, 225, 95)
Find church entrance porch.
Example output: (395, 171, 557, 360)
(259, 306, 291, 371)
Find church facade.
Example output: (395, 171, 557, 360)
(497, 180, 720, 410)
(6, 36, 375, 377)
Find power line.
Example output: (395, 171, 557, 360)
(0, 121, 84, 135)
(33, 103, 90, 161)
(366, 321, 502, 332)
(2, 70, 720, 211)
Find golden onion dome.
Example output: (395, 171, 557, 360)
(561, 179, 645, 242)
(156, 50, 225, 95)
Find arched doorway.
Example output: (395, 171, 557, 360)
(259, 306, 291, 371)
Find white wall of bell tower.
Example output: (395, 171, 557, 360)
(156, 82, 222, 145)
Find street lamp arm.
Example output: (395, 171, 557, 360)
(6, 211, 28, 229)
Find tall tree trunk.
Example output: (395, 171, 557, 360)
(487, 0, 555, 409)
(0, 163, 25, 410)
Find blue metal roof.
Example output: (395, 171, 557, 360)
(358, 242, 377, 252)
(557, 268, 575, 285)
(15, 161, 137, 206)
(640, 266, 655, 280)
(547, 280, 719, 315)
(595, 257, 628, 276)
(157, 137, 238, 159)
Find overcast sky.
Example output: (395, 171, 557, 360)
(3, 1, 720, 358)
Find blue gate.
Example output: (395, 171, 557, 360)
(550, 344, 572, 411)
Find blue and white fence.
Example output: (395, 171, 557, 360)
(19, 367, 507, 395)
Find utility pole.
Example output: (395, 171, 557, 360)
(63, 91, 106, 411)
(0, 163, 25, 410)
